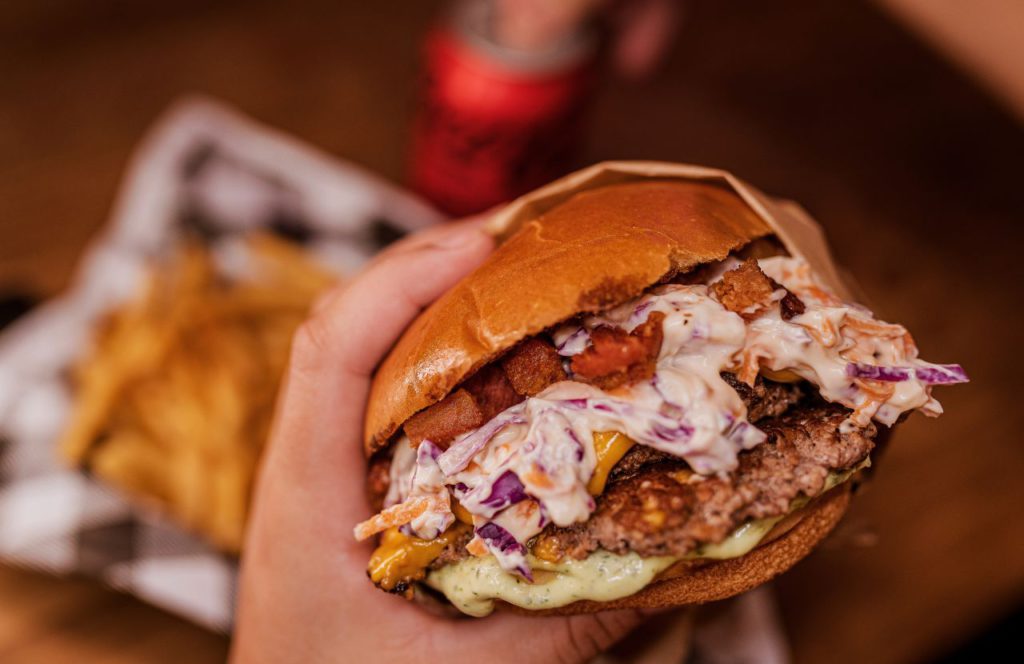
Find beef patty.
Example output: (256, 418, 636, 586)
(424, 401, 875, 570)
(533, 402, 875, 560)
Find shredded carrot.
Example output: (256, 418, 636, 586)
(523, 465, 554, 490)
(802, 317, 839, 347)
(850, 400, 882, 425)
(842, 315, 920, 365)
(844, 316, 907, 338)
(511, 500, 539, 521)
(467, 536, 489, 557)
(855, 378, 896, 402)
(353, 497, 430, 541)
(848, 378, 896, 424)
(736, 348, 762, 385)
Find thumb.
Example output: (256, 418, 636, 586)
(453, 609, 647, 664)
(257, 222, 493, 527)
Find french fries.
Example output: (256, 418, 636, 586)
(59, 233, 337, 553)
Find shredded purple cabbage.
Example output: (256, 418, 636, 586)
(914, 364, 969, 384)
(476, 522, 532, 581)
(537, 504, 551, 529)
(651, 374, 682, 413)
(847, 362, 969, 385)
(438, 410, 526, 476)
(480, 471, 529, 510)
(630, 301, 653, 324)
(476, 522, 524, 553)
(650, 421, 694, 443)
(564, 427, 586, 461)
(555, 327, 590, 356)
(846, 363, 911, 381)
(727, 420, 767, 449)
(417, 440, 441, 461)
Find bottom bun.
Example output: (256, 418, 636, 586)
(500, 484, 851, 616)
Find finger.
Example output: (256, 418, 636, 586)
(309, 218, 488, 318)
(452, 609, 646, 663)
(262, 224, 493, 508)
(370, 216, 489, 264)
(304, 225, 492, 380)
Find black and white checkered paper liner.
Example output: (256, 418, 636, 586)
(0, 97, 441, 631)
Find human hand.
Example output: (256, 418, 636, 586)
(231, 220, 651, 663)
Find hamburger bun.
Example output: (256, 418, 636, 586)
(366, 181, 772, 455)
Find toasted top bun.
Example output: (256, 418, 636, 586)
(501, 483, 851, 616)
(364, 181, 773, 456)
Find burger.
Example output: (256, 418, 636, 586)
(353, 166, 967, 616)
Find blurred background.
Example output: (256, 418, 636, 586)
(1, 1, 1022, 662)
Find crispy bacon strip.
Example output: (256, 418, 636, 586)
(571, 312, 665, 390)
(402, 365, 523, 449)
(403, 389, 484, 449)
(463, 364, 522, 421)
(711, 258, 807, 321)
(776, 283, 806, 320)
(710, 258, 778, 319)
(501, 337, 567, 396)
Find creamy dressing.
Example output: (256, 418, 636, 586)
(426, 549, 676, 617)
(427, 463, 869, 616)
(358, 257, 964, 581)
(753, 257, 945, 428)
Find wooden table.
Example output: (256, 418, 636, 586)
(2, 1, 1021, 662)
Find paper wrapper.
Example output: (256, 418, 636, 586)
(486, 160, 854, 301)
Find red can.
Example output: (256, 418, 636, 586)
(409, 2, 598, 217)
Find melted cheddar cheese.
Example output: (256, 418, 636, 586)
(452, 500, 474, 525)
(587, 431, 636, 495)
(368, 523, 469, 591)
(759, 368, 803, 383)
